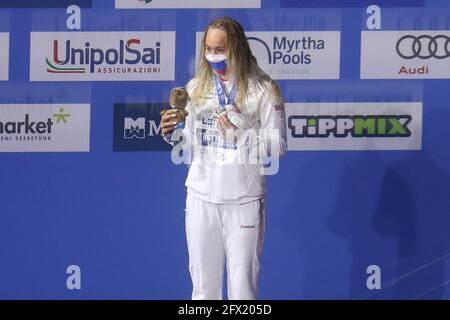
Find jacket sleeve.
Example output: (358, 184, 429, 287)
(238, 82, 287, 160)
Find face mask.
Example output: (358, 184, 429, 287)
(205, 53, 227, 76)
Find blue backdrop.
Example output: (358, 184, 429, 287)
(1, 0, 450, 299)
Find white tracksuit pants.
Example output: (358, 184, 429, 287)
(185, 193, 266, 300)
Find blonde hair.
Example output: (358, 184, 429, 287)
(190, 16, 282, 107)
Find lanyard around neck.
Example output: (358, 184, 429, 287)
(213, 74, 237, 109)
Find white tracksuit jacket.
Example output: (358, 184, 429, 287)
(165, 76, 286, 300)
(166, 77, 287, 204)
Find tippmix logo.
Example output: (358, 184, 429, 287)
(285, 103, 422, 150)
(289, 115, 412, 138)
(31, 32, 175, 81)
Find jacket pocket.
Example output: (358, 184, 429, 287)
(213, 163, 249, 201)
(185, 162, 211, 197)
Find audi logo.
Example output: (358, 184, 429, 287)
(396, 35, 450, 59)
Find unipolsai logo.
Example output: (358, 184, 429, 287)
(113, 103, 172, 151)
(31, 32, 175, 81)
(0, 104, 90, 152)
(46, 38, 161, 74)
(246, 31, 340, 79)
(46, 38, 160, 74)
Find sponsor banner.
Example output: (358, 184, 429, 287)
(113, 103, 171, 151)
(0, 33, 8, 80)
(286, 102, 422, 150)
(115, 0, 261, 9)
(0, 104, 90, 152)
(281, 0, 424, 7)
(30, 32, 175, 81)
(196, 31, 340, 80)
(361, 31, 450, 79)
(0, 0, 92, 8)
(368, 9, 450, 31)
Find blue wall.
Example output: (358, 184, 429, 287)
(1, 0, 450, 299)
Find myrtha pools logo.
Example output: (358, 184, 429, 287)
(246, 31, 341, 79)
(30, 32, 175, 81)
(197, 31, 341, 80)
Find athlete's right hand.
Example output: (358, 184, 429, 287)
(160, 109, 179, 136)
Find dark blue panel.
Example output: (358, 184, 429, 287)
(281, 0, 425, 7)
(113, 103, 172, 152)
(0, 0, 92, 8)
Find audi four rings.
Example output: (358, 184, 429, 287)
(396, 35, 450, 59)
